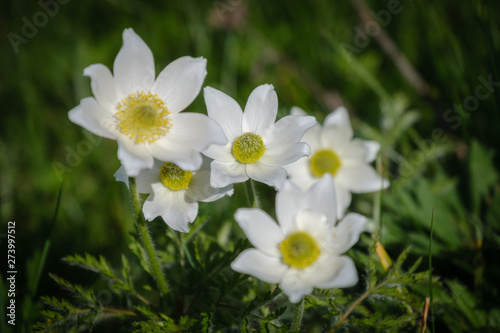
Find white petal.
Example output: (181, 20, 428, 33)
(323, 106, 353, 138)
(186, 170, 233, 202)
(231, 249, 287, 283)
(280, 269, 314, 303)
(210, 160, 248, 188)
(303, 174, 337, 225)
(362, 140, 381, 163)
(294, 209, 329, 241)
(336, 165, 389, 193)
(113, 166, 128, 185)
(142, 185, 167, 220)
(276, 181, 304, 235)
(246, 162, 287, 190)
(284, 153, 310, 176)
(310, 256, 358, 289)
(330, 213, 367, 254)
(83, 64, 119, 111)
(203, 143, 234, 162)
(113, 165, 158, 193)
(143, 184, 197, 232)
(148, 143, 203, 171)
(203, 86, 243, 141)
(263, 115, 317, 150)
(113, 28, 155, 95)
(260, 142, 311, 167)
(147, 112, 226, 170)
(165, 112, 226, 150)
(320, 126, 352, 152)
(284, 156, 317, 191)
(287, 174, 316, 192)
(334, 183, 352, 219)
(162, 199, 198, 233)
(242, 84, 278, 135)
(290, 106, 308, 116)
(116, 139, 154, 177)
(302, 124, 322, 150)
(339, 139, 369, 166)
(234, 208, 284, 257)
(68, 97, 116, 140)
(136, 167, 161, 194)
(151, 56, 207, 114)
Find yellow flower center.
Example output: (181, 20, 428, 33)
(115, 91, 171, 144)
(160, 162, 193, 191)
(310, 149, 342, 177)
(279, 232, 321, 269)
(232, 132, 266, 164)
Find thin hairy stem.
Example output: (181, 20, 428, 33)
(128, 177, 169, 296)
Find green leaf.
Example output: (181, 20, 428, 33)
(469, 139, 498, 214)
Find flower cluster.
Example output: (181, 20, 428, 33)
(69, 28, 388, 303)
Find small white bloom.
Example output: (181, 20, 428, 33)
(69, 28, 226, 177)
(115, 158, 233, 232)
(231, 174, 366, 303)
(285, 106, 389, 219)
(203, 85, 316, 190)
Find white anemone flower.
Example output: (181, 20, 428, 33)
(115, 158, 233, 232)
(285, 106, 389, 219)
(231, 174, 366, 303)
(202, 84, 316, 190)
(69, 28, 225, 177)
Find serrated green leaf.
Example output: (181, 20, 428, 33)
(469, 139, 498, 214)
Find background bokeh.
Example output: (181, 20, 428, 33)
(1, 0, 499, 331)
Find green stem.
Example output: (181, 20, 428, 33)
(249, 179, 261, 208)
(330, 278, 393, 332)
(429, 208, 435, 333)
(290, 298, 304, 332)
(128, 177, 169, 296)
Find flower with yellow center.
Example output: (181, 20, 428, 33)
(114, 158, 233, 232)
(203, 85, 316, 190)
(285, 106, 389, 219)
(231, 174, 367, 303)
(68, 28, 226, 177)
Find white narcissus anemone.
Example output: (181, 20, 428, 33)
(285, 106, 389, 219)
(231, 174, 366, 303)
(69, 28, 226, 177)
(114, 158, 233, 232)
(202, 85, 316, 190)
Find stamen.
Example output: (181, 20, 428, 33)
(280, 232, 321, 268)
(232, 132, 266, 164)
(310, 149, 341, 177)
(115, 91, 171, 144)
(160, 162, 193, 191)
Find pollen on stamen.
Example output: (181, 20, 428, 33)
(232, 132, 266, 164)
(160, 162, 193, 191)
(280, 232, 321, 269)
(115, 91, 171, 144)
(310, 149, 342, 177)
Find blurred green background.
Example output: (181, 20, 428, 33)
(1, 0, 500, 331)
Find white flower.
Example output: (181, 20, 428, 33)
(115, 158, 233, 232)
(203, 84, 316, 190)
(69, 28, 225, 177)
(231, 174, 366, 303)
(285, 106, 389, 219)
